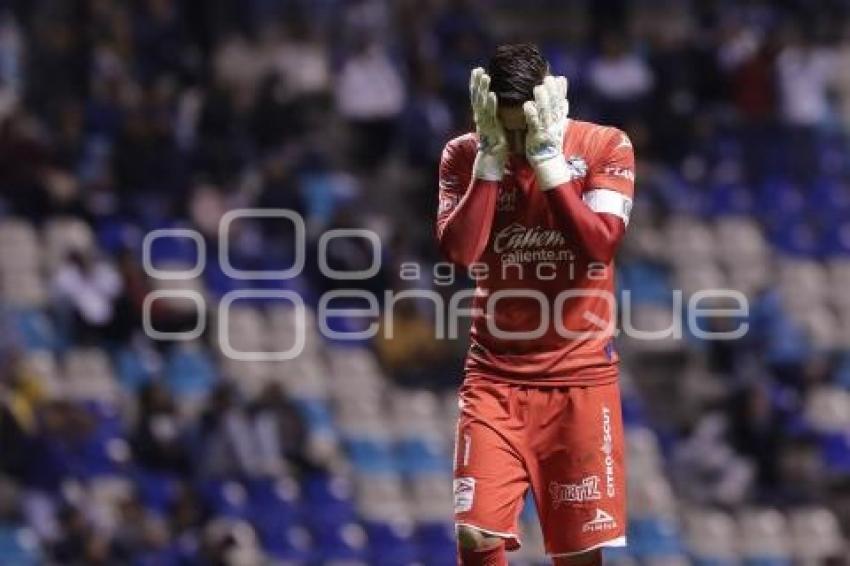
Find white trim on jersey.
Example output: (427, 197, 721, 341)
(582, 188, 633, 227)
(549, 535, 627, 556)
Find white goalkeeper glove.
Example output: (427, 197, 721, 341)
(523, 75, 571, 190)
(469, 67, 508, 181)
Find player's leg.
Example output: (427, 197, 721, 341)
(454, 378, 530, 565)
(526, 381, 628, 559)
(456, 525, 508, 566)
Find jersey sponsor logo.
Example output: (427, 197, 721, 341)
(601, 406, 616, 498)
(549, 476, 601, 508)
(492, 223, 572, 265)
(493, 223, 567, 254)
(602, 166, 635, 182)
(582, 508, 618, 532)
(453, 477, 475, 513)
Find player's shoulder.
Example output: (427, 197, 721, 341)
(442, 132, 478, 159)
(569, 119, 632, 152)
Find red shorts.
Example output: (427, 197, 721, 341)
(453, 376, 627, 557)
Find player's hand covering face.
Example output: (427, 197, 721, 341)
(523, 75, 569, 169)
(469, 67, 508, 181)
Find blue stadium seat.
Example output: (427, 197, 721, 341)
(364, 521, 421, 566)
(312, 522, 369, 562)
(602, 544, 635, 561)
(134, 471, 181, 515)
(115, 347, 153, 391)
(302, 473, 354, 507)
(200, 479, 251, 519)
(417, 522, 456, 566)
(627, 517, 684, 558)
(395, 438, 450, 475)
(292, 398, 336, 435)
(345, 438, 398, 473)
(165, 346, 217, 398)
(820, 432, 850, 473)
(706, 183, 755, 217)
(76, 401, 128, 477)
(261, 524, 314, 562)
(618, 261, 673, 306)
(0, 526, 40, 566)
(8, 308, 59, 351)
(246, 477, 301, 541)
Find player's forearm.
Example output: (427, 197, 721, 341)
(436, 179, 499, 266)
(544, 185, 625, 264)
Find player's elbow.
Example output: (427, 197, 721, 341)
(581, 237, 618, 264)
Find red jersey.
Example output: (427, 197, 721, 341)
(436, 119, 635, 386)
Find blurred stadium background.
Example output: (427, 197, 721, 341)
(1, 0, 850, 564)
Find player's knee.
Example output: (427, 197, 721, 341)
(552, 550, 601, 566)
(456, 525, 504, 551)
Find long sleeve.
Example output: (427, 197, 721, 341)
(435, 136, 499, 266)
(544, 128, 635, 264)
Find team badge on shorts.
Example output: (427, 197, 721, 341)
(454, 477, 476, 513)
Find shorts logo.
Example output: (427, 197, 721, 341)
(601, 406, 615, 498)
(582, 508, 617, 532)
(549, 476, 601, 508)
(454, 477, 475, 513)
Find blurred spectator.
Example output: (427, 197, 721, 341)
(199, 382, 317, 478)
(250, 383, 322, 477)
(776, 29, 836, 179)
(52, 249, 124, 346)
(375, 298, 458, 388)
(587, 32, 654, 126)
(334, 37, 405, 170)
(729, 381, 784, 493)
(132, 382, 192, 475)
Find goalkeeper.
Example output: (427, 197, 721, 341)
(436, 43, 635, 566)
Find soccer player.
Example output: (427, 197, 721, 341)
(436, 43, 635, 565)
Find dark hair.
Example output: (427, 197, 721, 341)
(486, 43, 549, 106)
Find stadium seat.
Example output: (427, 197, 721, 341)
(787, 506, 846, 560)
(7, 308, 59, 351)
(715, 217, 768, 267)
(355, 472, 410, 522)
(134, 471, 181, 515)
(737, 508, 792, 561)
(115, 347, 154, 391)
(345, 437, 398, 473)
(311, 522, 369, 562)
(665, 217, 716, 266)
(363, 520, 421, 566)
(684, 508, 738, 562)
(0, 525, 41, 566)
(165, 344, 217, 397)
(410, 472, 453, 522)
(627, 516, 684, 558)
(63, 348, 119, 403)
(804, 386, 850, 433)
(261, 524, 314, 562)
(200, 479, 251, 519)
